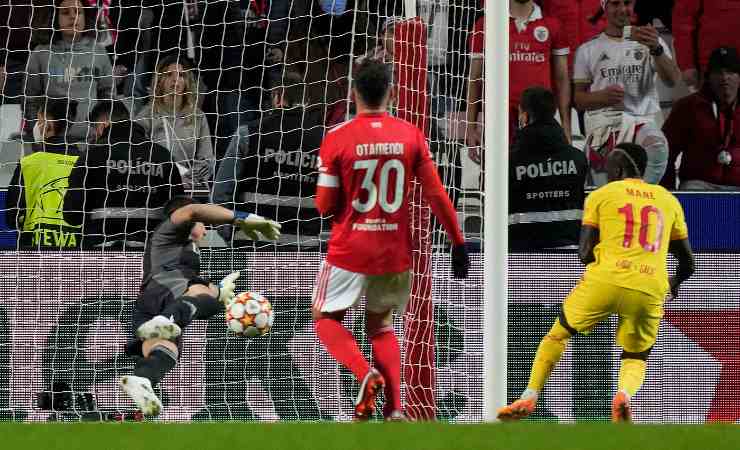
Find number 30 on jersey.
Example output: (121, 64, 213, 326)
(352, 159, 405, 214)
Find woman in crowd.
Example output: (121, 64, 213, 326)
(25, 0, 115, 142)
(136, 55, 214, 189)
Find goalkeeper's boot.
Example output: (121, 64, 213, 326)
(119, 375, 163, 417)
(136, 315, 182, 341)
(497, 394, 537, 422)
(354, 368, 385, 421)
(611, 390, 632, 423)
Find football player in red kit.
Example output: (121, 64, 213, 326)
(312, 59, 469, 421)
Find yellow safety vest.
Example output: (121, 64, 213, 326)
(19, 151, 81, 248)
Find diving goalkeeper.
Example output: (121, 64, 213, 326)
(120, 197, 281, 416)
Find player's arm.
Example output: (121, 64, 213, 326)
(171, 203, 281, 241)
(668, 239, 695, 298)
(578, 190, 600, 265)
(552, 53, 572, 143)
(578, 225, 599, 265)
(316, 137, 340, 216)
(316, 185, 339, 216)
(415, 146, 469, 279)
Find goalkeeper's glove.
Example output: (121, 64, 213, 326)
(217, 271, 240, 305)
(232, 211, 282, 241)
(451, 244, 469, 279)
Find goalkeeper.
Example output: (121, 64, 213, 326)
(119, 196, 280, 416)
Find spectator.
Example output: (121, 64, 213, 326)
(212, 72, 325, 246)
(136, 55, 214, 190)
(575, 0, 680, 186)
(6, 98, 81, 249)
(63, 100, 185, 248)
(467, 0, 571, 151)
(509, 87, 587, 250)
(0, 1, 34, 105)
(24, 0, 115, 142)
(661, 47, 740, 191)
(673, 0, 740, 90)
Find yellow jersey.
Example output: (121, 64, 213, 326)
(581, 178, 689, 299)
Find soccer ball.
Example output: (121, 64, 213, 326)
(226, 292, 274, 337)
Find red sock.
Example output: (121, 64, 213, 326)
(370, 327, 401, 415)
(315, 318, 370, 382)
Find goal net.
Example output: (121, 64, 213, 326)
(0, 0, 486, 422)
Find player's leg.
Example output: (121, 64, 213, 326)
(120, 338, 178, 416)
(612, 290, 663, 423)
(635, 122, 669, 184)
(365, 271, 411, 420)
(137, 282, 223, 340)
(312, 262, 378, 419)
(498, 277, 617, 421)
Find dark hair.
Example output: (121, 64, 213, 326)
(163, 196, 197, 217)
(42, 97, 77, 134)
(272, 71, 306, 106)
(89, 100, 130, 124)
(519, 87, 557, 123)
(613, 142, 648, 177)
(353, 59, 392, 108)
(51, 0, 98, 43)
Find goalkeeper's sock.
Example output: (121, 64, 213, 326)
(134, 345, 178, 386)
(527, 320, 571, 392)
(618, 359, 647, 397)
(315, 318, 370, 381)
(370, 327, 401, 415)
(162, 295, 224, 328)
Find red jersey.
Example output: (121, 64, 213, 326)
(469, 4, 569, 110)
(317, 112, 461, 275)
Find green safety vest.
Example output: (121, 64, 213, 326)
(19, 151, 81, 248)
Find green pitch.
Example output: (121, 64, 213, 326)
(0, 422, 737, 450)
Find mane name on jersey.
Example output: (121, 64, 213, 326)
(515, 159, 578, 180)
(625, 187, 655, 199)
(106, 159, 164, 177)
(355, 142, 404, 157)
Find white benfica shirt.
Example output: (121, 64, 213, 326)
(573, 33, 671, 117)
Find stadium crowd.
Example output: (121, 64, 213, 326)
(0, 0, 739, 251)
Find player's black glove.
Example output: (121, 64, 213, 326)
(451, 244, 469, 279)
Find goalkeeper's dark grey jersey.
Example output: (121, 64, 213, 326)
(141, 219, 201, 297)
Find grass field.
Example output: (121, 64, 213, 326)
(0, 422, 738, 450)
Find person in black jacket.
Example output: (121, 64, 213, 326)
(63, 100, 184, 248)
(509, 87, 587, 250)
(212, 71, 325, 247)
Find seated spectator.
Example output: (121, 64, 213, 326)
(24, 0, 115, 142)
(673, 0, 740, 90)
(212, 72, 325, 246)
(661, 47, 740, 191)
(575, 0, 680, 187)
(135, 55, 214, 190)
(467, 0, 571, 153)
(5, 98, 81, 249)
(63, 101, 185, 248)
(509, 87, 587, 250)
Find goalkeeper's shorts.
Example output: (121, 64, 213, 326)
(126, 279, 187, 356)
(560, 274, 664, 353)
(312, 262, 411, 314)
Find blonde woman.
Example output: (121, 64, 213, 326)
(136, 55, 214, 188)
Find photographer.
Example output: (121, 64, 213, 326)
(661, 47, 740, 191)
(509, 87, 587, 250)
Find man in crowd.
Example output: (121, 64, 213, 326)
(63, 101, 184, 248)
(673, 0, 740, 90)
(662, 47, 740, 191)
(6, 98, 81, 249)
(574, 0, 681, 186)
(467, 0, 571, 152)
(509, 87, 587, 250)
(212, 72, 325, 246)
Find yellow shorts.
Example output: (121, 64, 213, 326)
(560, 274, 664, 353)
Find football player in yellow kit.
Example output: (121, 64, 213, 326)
(498, 143, 696, 423)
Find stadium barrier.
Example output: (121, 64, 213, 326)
(0, 251, 736, 423)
